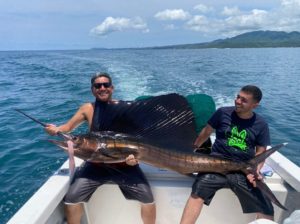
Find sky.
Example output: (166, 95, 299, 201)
(1, 0, 300, 50)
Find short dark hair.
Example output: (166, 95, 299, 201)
(91, 72, 112, 85)
(240, 85, 262, 102)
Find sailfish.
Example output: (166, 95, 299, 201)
(15, 93, 287, 210)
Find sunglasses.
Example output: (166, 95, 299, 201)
(93, 82, 112, 89)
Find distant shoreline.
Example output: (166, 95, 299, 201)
(2, 30, 300, 51)
(136, 30, 300, 50)
(94, 30, 300, 50)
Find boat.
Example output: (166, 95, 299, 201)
(7, 139, 300, 224)
(8, 94, 300, 224)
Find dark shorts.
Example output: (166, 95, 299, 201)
(64, 162, 154, 204)
(191, 172, 274, 215)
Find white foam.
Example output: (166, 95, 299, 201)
(213, 94, 234, 108)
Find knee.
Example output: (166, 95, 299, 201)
(141, 203, 156, 224)
(64, 203, 83, 224)
(64, 188, 83, 204)
(136, 184, 154, 204)
(186, 195, 205, 208)
(141, 202, 156, 211)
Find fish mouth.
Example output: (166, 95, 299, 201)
(48, 139, 77, 151)
(48, 132, 78, 151)
(57, 132, 74, 141)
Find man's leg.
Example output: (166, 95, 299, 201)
(141, 203, 156, 224)
(180, 195, 205, 224)
(227, 173, 274, 220)
(64, 163, 108, 224)
(256, 213, 274, 221)
(116, 165, 156, 223)
(65, 203, 83, 224)
(180, 173, 225, 224)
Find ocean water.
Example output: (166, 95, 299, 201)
(0, 48, 299, 223)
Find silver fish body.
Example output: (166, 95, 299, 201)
(50, 131, 288, 210)
(51, 131, 284, 175)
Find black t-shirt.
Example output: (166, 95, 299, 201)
(91, 100, 132, 132)
(208, 106, 270, 162)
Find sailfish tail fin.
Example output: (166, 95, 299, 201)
(248, 143, 288, 168)
(256, 180, 288, 210)
(244, 143, 288, 210)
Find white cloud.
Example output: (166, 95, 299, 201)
(221, 6, 241, 16)
(186, 15, 209, 32)
(90, 17, 148, 36)
(224, 9, 269, 31)
(281, 0, 300, 8)
(279, 0, 300, 16)
(154, 9, 190, 21)
(185, 0, 300, 37)
(186, 15, 221, 34)
(270, 0, 300, 31)
(193, 4, 214, 14)
(186, 10, 269, 37)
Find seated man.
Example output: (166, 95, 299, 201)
(180, 85, 274, 224)
(45, 72, 156, 224)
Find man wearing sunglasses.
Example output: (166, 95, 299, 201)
(45, 72, 156, 224)
(180, 85, 274, 224)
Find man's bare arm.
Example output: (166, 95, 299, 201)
(45, 103, 92, 135)
(193, 124, 214, 149)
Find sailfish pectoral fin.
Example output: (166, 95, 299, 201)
(256, 180, 288, 210)
(99, 149, 127, 163)
(100, 148, 120, 159)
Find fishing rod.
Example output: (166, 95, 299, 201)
(14, 109, 73, 140)
(14, 108, 47, 127)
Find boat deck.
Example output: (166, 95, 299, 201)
(7, 153, 300, 224)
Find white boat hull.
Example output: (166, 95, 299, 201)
(8, 152, 300, 224)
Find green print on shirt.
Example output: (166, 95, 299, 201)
(227, 126, 248, 151)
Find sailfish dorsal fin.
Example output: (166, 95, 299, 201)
(102, 93, 198, 152)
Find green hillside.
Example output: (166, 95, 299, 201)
(153, 31, 300, 49)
